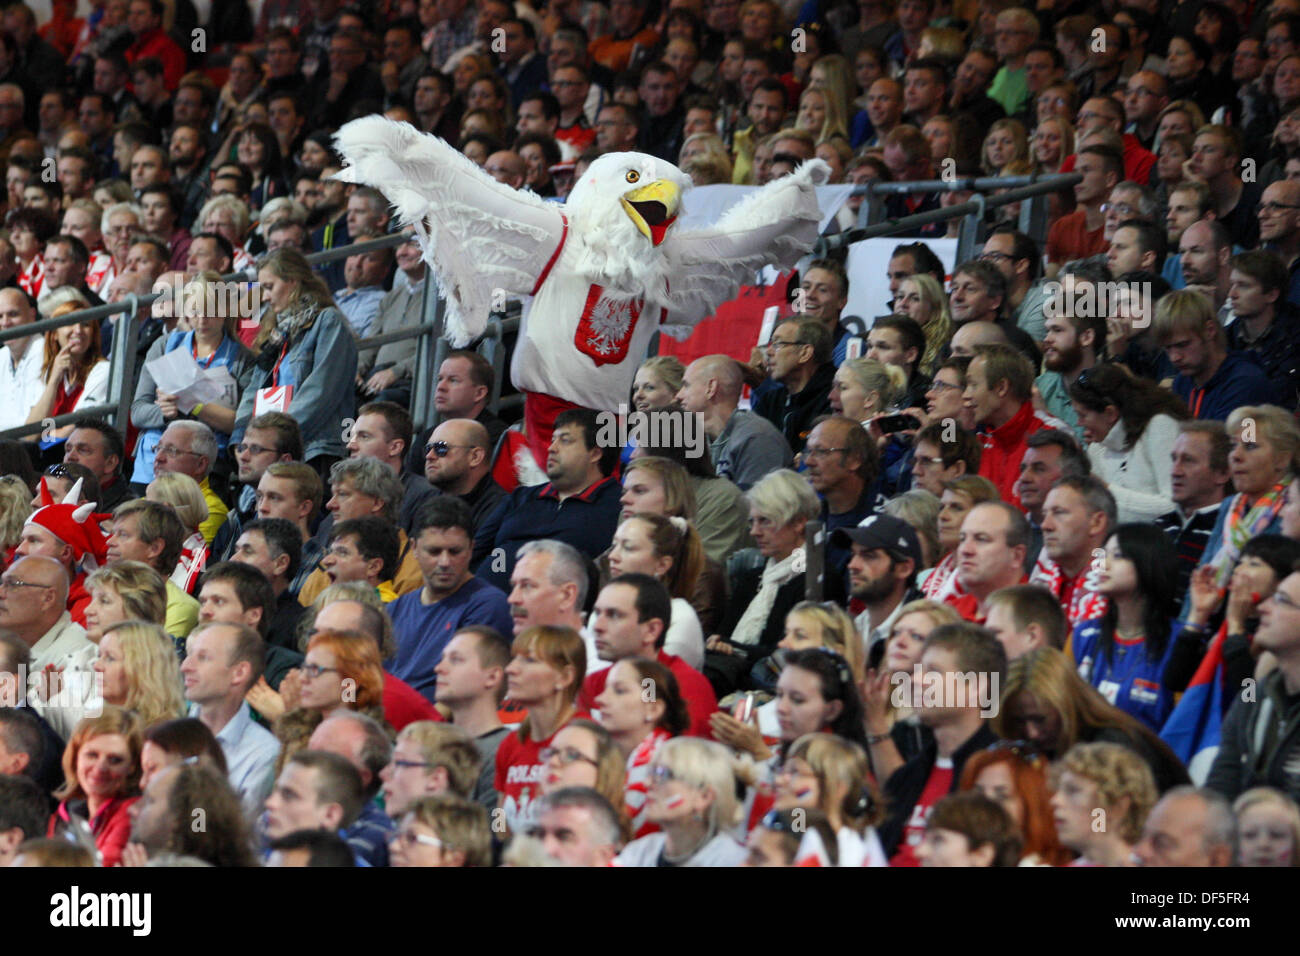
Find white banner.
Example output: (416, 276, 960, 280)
(843, 238, 960, 328)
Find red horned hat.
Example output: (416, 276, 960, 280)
(24, 476, 112, 571)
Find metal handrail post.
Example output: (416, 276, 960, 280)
(109, 294, 140, 432)
(1020, 192, 1050, 244)
(956, 194, 987, 264)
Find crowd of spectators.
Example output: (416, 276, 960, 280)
(1, 0, 1300, 870)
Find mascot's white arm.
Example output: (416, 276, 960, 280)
(660, 159, 831, 337)
(332, 116, 566, 346)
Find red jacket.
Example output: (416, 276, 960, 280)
(68, 571, 90, 628)
(125, 28, 186, 89)
(1059, 133, 1157, 185)
(580, 651, 718, 739)
(977, 401, 1065, 508)
(49, 796, 138, 868)
(382, 671, 442, 730)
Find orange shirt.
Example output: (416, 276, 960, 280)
(1046, 209, 1107, 264)
(589, 27, 660, 73)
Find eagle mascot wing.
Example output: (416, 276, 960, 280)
(334, 116, 830, 348)
(333, 116, 567, 346)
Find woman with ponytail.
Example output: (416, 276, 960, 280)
(1067, 362, 1188, 523)
(606, 512, 706, 669)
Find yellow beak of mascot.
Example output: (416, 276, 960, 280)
(619, 175, 681, 247)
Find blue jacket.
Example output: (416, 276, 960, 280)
(1073, 617, 1181, 731)
(1170, 350, 1277, 422)
(232, 307, 358, 462)
(473, 475, 623, 592)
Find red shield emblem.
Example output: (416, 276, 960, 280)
(575, 284, 641, 366)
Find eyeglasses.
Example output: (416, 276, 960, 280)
(765, 340, 807, 352)
(1259, 201, 1300, 214)
(539, 746, 598, 767)
(234, 442, 276, 456)
(44, 463, 73, 478)
(979, 251, 1015, 263)
(1100, 202, 1137, 216)
(0, 576, 53, 590)
(426, 440, 472, 457)
(803, 445, 847, 459)
(914, 455, 946, 468)
(389, 829, 445, 850)
(927, 379, 962, 393)
(155, 444, 202, 458)
(389, 759, 436, 771)
(300, 663, 340, 680)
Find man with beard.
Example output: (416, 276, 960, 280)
(1035, 294, 1103, 440)
(832, 515, 923, 648)
(423, 419, 505, 555)
(805, 417, 880, 602)
(167, 124, 208, 230)
(1178, 220, 1234, 321)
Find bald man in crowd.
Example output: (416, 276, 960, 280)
(485, 151, 527, 189)
(676, 355, 792, 490)
(950, 321, 1010, 358)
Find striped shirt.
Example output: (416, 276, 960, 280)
(1155, 503, 1223, 604)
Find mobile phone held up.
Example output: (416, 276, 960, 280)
(875, 413, 922, 434)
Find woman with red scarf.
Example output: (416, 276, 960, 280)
(1184, 405, 1299, 617)
(47, 706, 142, 868)
(24, 297, 109, 443)
(596, 657, 690, 839)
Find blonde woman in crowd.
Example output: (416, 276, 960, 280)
(147, 471, 210, 595)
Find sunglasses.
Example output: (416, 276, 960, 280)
(425, 440, 472, 457)
(989, 739, 1047, 767)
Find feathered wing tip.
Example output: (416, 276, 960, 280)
(333, 115, 557, 346)
(514, 444, 548, 488)
(711, 158, 831, 236)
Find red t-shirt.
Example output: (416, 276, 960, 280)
(890, 758, 954, 867)
(382, 671, 442, 731)
(580, 651, 718, 739)
(494, 711, 590, 831)
(1046, 209, 1107, 264)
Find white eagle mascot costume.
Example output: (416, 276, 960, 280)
(333, 116, 830, 469)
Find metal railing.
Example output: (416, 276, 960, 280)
(837, 172, 1081, 263)
(0, 230, 451, 443)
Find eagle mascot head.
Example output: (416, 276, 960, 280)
(563, 151, 692, 300)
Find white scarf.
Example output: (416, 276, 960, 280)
(729, 548, 804, 647)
